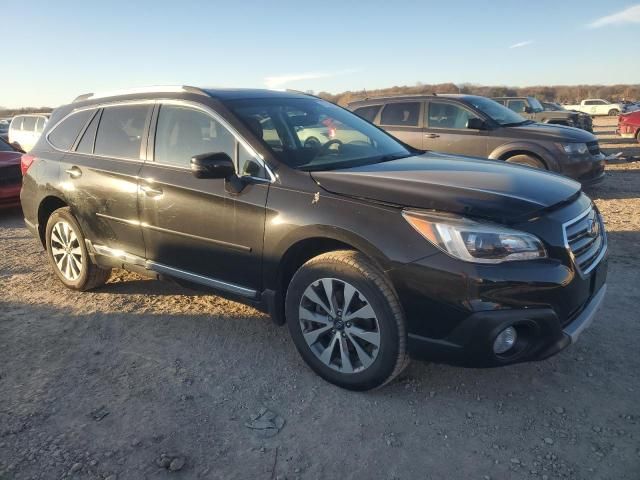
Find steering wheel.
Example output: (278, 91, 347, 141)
(317, 139, 343, 155)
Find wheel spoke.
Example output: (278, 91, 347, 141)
(348, 325, 380, 347)
(344, 303, 375, 321)
(51, 246, 66, 256)
(320, 279, 336, 316)
(346, 331, 375, 369)
(342, 282, 357, 313)
(319, 333, 338, 365)
(303, 324, 333, 345)
(299, 307, 331, 325)
(303, 286, 333, 315)
(70, 247, 82, 256)
(52, 225, 64, 246)
(339, 335, 354, 373)
(55, 254, 66, 271)
(69, 255, 82, 277)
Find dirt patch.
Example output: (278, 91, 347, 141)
(1, 117, 639, 479)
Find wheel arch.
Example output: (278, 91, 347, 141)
(489, 143, 556, 170)
(37, 195, 69, 246)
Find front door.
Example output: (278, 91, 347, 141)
(422, 100, 488, 157)
(138, 102, 269, 296)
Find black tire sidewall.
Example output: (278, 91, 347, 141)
(506, 154, 546, 170)
(45, 208, 91, 290)
(286, 258, 401, 391)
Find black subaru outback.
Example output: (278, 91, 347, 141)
(20, 87, 608, 390)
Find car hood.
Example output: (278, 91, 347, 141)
(311, 152, 581, 223)
(507, 122, 596, 142)
(0, 151, 21, 167)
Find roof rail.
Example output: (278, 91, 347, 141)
(72, 85, 209, 103)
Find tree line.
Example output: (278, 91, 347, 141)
(317, 83, 640, 106)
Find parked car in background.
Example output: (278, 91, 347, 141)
(349, 94, 605, 184)
(493, 96, 592, 132)
(617, 110, 640, 143)
(9, 113, 49, 151)
(539, 101, 593, 132)
(20, 86, 607, 390)
(563, 99, 626, 117)
(0, 120, 10, 141)
(0, 138, 23, 209)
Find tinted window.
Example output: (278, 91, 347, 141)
(427, 102, 480, 129)
(238, 143, 266, 178)
(507, 99, 527, 113)
(380, 102, 420, 126)
(10, 117, 22, 131)
(75, 110, 100, 154)
(48, 110, 93, 150)
(353, 105, 382, 122)
(493, 99, 506, 105)
(35, 117, 46, 133)
(154, 105, 235, 168)
(95, 105, 150, 159)
(22, 116, 36, 132)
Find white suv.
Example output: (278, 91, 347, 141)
(9, 114, 49, 151)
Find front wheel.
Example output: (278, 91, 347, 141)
(608, 109, 620, 116)
(505, 154, 546, 169)
(45, 207, 112, 291)
(285, 250, 408, 391)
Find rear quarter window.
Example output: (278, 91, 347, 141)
(22, 116, 36, 132)
(48, 110, 94, 151)
(353, 105, 382, 123)
(10, 117, 23, 130)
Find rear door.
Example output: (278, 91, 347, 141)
(422, 100, 488, 156)
(377, 101, 424, 149)
(137, 101, 270, 295)
(56, 103, 151, 258)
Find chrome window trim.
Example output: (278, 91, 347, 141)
(561, 205, 607, 276)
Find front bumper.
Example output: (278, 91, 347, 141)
(560, 153, 605, 185)
(0, 183, 21, 209)
(406, 283, 607, 368)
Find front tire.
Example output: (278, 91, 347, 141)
(505, 154, 546, 169)
(608, 109, 620, 116)
(285, 250, 408, 391)
(45, 207, 111, 291)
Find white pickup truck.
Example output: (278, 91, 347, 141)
(563, 99, 625, 117)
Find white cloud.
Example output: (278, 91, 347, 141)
(509, 40, 533, 49)
(587, 4, 640, 28)
(264, 69, 358, 89)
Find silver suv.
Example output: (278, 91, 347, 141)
(349, 94, 605, 184)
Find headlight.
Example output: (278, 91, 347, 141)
(557, 142, 588, 155)
(402, 210, 547, 263)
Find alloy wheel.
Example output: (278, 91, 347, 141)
(299, 277, 381, 373)
(50, 221, 83, 281)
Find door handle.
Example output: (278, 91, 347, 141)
(140, 184, 163, 197)
(65, 166, 82, 178)
(424, 133, 440, 139)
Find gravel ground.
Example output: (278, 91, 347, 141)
(1, 117, 639, 480)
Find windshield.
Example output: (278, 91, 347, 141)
(466, 96, 528, 126)
(225, 97, 412, 171)
(529, 97, 544, 112)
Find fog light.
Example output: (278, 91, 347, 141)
(493, 326, 517, 354)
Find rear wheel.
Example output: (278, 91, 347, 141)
(285, 250, 408, 391)
(505, 154, 546, 169)
(608, 109, 620, 116)
(45, 207, 111, 291)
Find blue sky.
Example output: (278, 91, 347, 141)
(2, 0, 639, 108)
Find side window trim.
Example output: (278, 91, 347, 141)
(71, 109, 101, 153)
(149, 100, 274, 182)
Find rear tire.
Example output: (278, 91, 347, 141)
(608, 109, 619, 116)
(505, 154, 546, 169)
(45, 207, 111, 291)
(285, 250, 408, 391)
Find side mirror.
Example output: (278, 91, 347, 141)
(466, 118, 487, 130)
(191, 152, 235, 179)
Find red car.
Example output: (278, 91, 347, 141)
(0, 138, 23, 209)
(618, 110, 640, 143)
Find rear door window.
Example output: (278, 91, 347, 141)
(506, 99, 527, 113)
(353, 105, 382, 123)
(48, 110, 94, 150)
(380, 102, 420, 126)
(94, 105, 150, 159)
(35, 117, 46, 133)
(22, 116, 36, 132)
